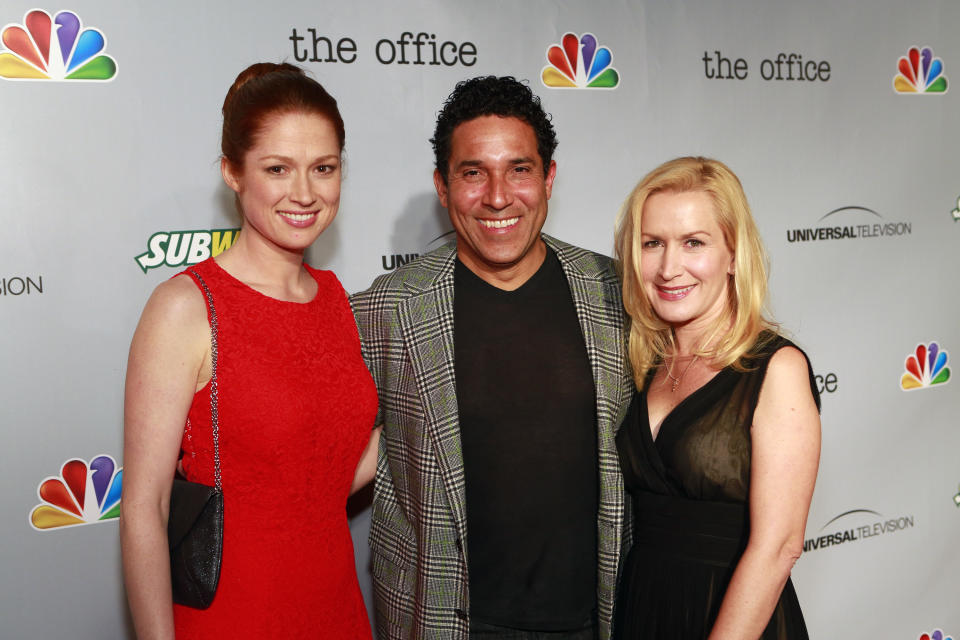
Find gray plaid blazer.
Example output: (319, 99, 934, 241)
(351, 235, 634, 640)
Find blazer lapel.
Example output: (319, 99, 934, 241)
(548, 236, 632, 638)
(395, 254, 469, 540)
(548, 236, 632, 438)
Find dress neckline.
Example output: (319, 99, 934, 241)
(643, 365, 731, 444)
(209, 257, 320, 305)
(629, 367, 734, 495)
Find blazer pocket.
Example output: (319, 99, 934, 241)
(370, 510, 417, 597)
(371, 543, 416, 636)
(371, 543, 415, 594)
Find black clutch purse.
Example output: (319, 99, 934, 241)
(167, 269, 224, 609)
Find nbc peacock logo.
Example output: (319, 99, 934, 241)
(900, 341, 950, 390)
(0, 9, 117, 81)
(918, 631, 954, 640)
(29, 455, 122, 530)
(541, 32, 619, 89)
(893, 46, 947, 94)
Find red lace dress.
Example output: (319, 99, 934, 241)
(173, 258, 377, 639)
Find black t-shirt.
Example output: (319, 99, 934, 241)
(453, 247, 598, 631)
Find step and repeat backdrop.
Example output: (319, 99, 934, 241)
(1, 0, 958, 637)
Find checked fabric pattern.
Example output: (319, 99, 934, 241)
(351, 235, 634, 640)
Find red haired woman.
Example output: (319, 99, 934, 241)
(121, 63, 379, 639)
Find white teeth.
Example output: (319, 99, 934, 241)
(280, 212, 315, 222)
(478, 217, 519, 229)
(663, 285, 694, 294)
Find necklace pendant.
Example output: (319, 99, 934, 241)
(666, 354, 698, 393)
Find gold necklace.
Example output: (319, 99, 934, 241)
(665, 355, 699, 392)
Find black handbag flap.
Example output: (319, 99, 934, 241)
(168, 478, 222, 550)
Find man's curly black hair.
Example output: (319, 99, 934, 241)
(431, 76, 558, 183)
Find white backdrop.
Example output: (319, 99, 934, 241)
(1, 1, 958, 638)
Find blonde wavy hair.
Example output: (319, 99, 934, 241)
(614, 157, 776, 389)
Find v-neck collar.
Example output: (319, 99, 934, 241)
(615, 368, 733, 500)
(637, 366, 734, 486)
(645, 366, 729, 444)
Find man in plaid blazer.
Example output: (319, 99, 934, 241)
(352, 76, 634, 639)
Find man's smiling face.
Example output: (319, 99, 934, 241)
(434, 115, 556, 290)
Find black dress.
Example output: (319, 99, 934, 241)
(614, 334, 820, 639)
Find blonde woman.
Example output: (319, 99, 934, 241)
(613, 157, 820, 639)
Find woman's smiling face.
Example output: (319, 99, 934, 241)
(639, 189, 735, 333)
(222, 111, 342, 253)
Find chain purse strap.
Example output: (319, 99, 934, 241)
(188, 269, 222, 493)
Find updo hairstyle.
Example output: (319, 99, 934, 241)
(221, 62, 345, 167)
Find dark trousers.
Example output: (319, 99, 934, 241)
(469, 618, 598, 639)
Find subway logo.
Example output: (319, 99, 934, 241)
(135, 229, 240, 273)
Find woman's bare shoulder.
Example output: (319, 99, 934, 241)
(140, 274, 207, 328)
(130, 274, 210, 361)
(756, 345, 819, 428)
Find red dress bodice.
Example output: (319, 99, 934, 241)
(174, 258, 377, 638)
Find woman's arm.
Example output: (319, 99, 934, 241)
(350, 425, 382, 495)
(120, 276, 210, 640)
(707, 346, 821, 640)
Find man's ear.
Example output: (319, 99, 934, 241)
(433, 169, 449, 208)
(221, 157, 242, 193)
(544, 160, 557, 199)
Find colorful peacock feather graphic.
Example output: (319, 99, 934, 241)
(0, 9, 117, 81)
(918, 631, 954, 640)
(29, 455, 122, 530)
(893, 46, 947, 93)
(900, 342, 950, 390)
(541, 33, 619, 89)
